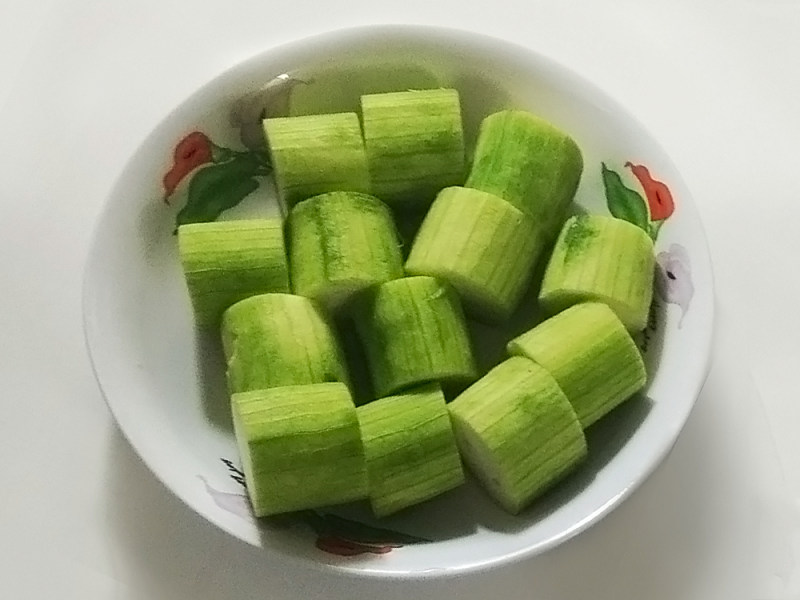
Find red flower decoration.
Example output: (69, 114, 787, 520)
(625, 162, 675, 221)
(163, 131, 213, 200)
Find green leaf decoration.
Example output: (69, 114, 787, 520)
(297, 510, 430, 545)
(648, 219, 664, 241)
(175, 152, 265, 228)
(601, 163, 649, 232)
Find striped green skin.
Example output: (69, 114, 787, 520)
(405, 186, 545, 323)
(465, 110, 583, 233)
(288, 192, 404, 312)
(357, 384, 464, 517)
(177, 219, 289, 328)
(263, 113, 370, 210)
(221, 294, 349, 394)
(353, 276, 477, 397)
(538, 215, 655, 331)
(361, 89, 465, 208)
(232, 382, 367, 517)
(448, 357, 587, 515)
(508, 302, 647, 428)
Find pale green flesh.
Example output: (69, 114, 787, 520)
(448, 357, 587, 514)
(263, 113, 370, 210)
(232, 383, 367, 516)
(361, 89, 466, 207)
(357, 384, 464, 517)
(538, 214, 656, 331)
(177, 219, 289, 328)
(353, 276, 477, 397)
(508, 302, 647, 428)
(288, 191, 403, 313)
(221, 293, 350, 394)
(465, 110, 583, 233)
(405, 186, 546, 323)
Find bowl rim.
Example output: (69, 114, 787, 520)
(82, 22, 715, 580)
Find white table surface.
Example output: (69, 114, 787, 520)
(2, 2, 799, 598)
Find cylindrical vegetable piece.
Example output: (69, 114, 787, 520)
(357, 384, 464, 517)
(465, 110, 583, 233)
(177, 219, 289, 328)
(508, 302, 647, 428)
(221, 294, 349, 394)
(538, 214, 655, 331)
(232, 382, 367, 517)
(361, 89, 465, 209)
(405, 186, 545, 323)
(448, 357, 587, 514)
(353, 276, 477, 397)
(288, 191, 404, 312)
(263, 112, 370, 210)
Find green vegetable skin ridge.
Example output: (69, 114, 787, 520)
(448, 357, 587, 514)
(465, 110, 583, 233)
(354, 276, 477, 397)
(357, 384, 464, 517)
(232, 382, 367, 517)
(361, 89, 466, 206)
(508, 302, 647, 428)
(177, 219, 289, 328)
(538, 214, 656, 331)
(221, 294, 350, 394)
(263, 112, 370, 210)
(405, 186, 545, 322)
(288, 191, 404, 311)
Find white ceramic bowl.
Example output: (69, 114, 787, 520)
(83, 25, 714, 578)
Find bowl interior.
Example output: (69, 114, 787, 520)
(83, 25, 713, 578)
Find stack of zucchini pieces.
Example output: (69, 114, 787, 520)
(177, 87, 656, 520)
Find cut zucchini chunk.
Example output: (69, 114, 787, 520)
(232, 382, 367, 517)
(353, 276, 477, 397)
(508, 302, 647, 428)
(466, 110, 582, 233)
(405, 186, 545, 322)
(361, 89, 465, 208)
(357, 384, 464, 517)
(263, 112, 370, 210)
(538, 214, 655, 331)
(221, 293, 349, 394)
(448, 356, 587, 514)
(177, 219, 289, 328)
(289, 191, 403, 312)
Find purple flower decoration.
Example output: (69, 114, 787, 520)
(198, 476, 254, 520)
(655, 243, 694, 326)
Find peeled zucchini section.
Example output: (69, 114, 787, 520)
(538, 214, 655, 331)
(263, 112, 370, 210)
(405, 186, 545, 323)
(361, 88, 465, 208)
(177, 219, 289, 328)
(353, 276, 477, 397)
(508, 302, 647, 428)
(232, 382, 367, 517)
(288, 191, 404, 312)
(357, 384, 464, 517)
(448, 356, 587, 514)
(221, 293, 349, 394)
(465, 110, 583, 233)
